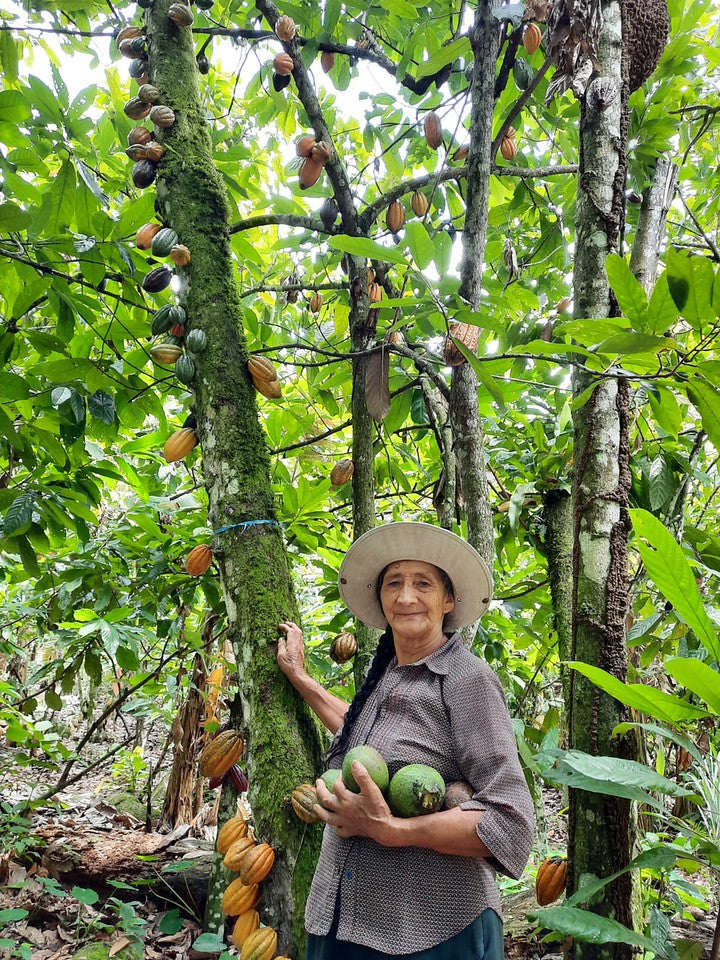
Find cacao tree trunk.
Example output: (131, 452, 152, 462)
(145, 6, 324, 953)
(568, 1, 636, 955)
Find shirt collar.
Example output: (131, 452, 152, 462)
(390, 632, 459, 676)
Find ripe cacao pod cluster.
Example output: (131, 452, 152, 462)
(248, 356, 282, 399)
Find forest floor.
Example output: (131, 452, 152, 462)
(0, 713, 717, 960)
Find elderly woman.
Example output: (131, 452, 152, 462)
(278, 522, 534, 960)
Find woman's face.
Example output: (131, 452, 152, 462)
(379, 560, 455, 641)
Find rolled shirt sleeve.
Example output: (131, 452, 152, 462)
(446, 658, 535, 879)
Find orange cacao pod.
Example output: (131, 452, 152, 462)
(309, 291, 323, 313)
(185, 544, 212, 577)
(298, 156, 324, 189)
(222, 878, 259, 916)
(523, 22, 542, 54)
(291, 783, 320, 824)
(274, 52, 294, 76)
(136, 222, 162, 249)
(200, 729, 244, 778)
(423, 111, 442, 150)
(237, 843, 275, 885)
(150, 104, 175, 128)
(217, 816, 249, 855)
(247, 355, 278, 383)
(535, 856, 567, 905)
(128, 125, 152, 146)
(240, 927, 277, 960)
(310, 140, 332, 164)
(255, 378, 282, 399)
(223, 836, 255, 871)
(411, 191, 429, 217)
(232, 910, 260, 950)
(500, 136, 518, 161)
(386, 200, 405, 233)
(170, 243, 192, 266)
(442, 321, 480, 366)
(275, 15, 295, 41)
(321, 50, 335, 72)
(329, 631, 357, 664)
(330, 458, 354, 486)
(163, 427, 198, 462)
(368, 282, 383, 303)
(124, 97, 151, 121)
(296, 135, 316, 158)
(143, 141, 165, 162)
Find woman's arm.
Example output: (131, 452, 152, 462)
(315, 762, 492, 858)
(278, 621, 349, 735)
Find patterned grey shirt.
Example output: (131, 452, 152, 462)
(305, 634, 535, 955)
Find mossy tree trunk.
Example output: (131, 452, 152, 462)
(568, 1, 636, 955)
(145, 6, 324, 954)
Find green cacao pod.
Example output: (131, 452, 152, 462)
(151, 304, 185, 335)
(512, 58, 534, 91)
(128, 57, 148, 79)
(186, 328, 207, 354)
(151, 228, 179, 257)
(175, 354, 196, 384)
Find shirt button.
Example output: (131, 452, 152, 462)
(344, 869, 353, 879)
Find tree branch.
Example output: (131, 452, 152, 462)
(229, 213, 333, 236)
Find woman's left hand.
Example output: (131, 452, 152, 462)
(315, 762, 394, 844)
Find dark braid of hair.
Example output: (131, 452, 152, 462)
(325, 627, 395, 766)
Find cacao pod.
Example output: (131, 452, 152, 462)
(275, 15, 296, 41)
(137, 83, 161, 104)
(151, 228, 179, 257)
(500, 136, 518, 161)
(513, 57, 533, 91)
(523, 22, 542, 55)
(536, 856, 567, 905)
(142, 265, 173, 293)
(125, 144, 148, 162)
(163, 426, 198, 462)
(506, 126, 516, 139)
(368, 282, 382, 303)
(298, 156, 324, 189)
(196, 0, 213, 8)
(128, 57, 148, 79)
(274, 53, 294, 76)
(151, 304, 185, 335)
(240, 928, 277, 960)
(124, 97, 151, 120)
(118, 37, 137, 57)
(237, 843, 275, 885)
(255, 378, 282, 399)
(168, 3, 193, 25)
(321, 50, 335, 72)
(217, 816, 249, 855)
(169, 323, 184, 338)
(132, 159, 157, 189)
(229, 764, 248, 792)
(367, 268, 375, 284)
(128, 35, 147, 57)
(170, 244, 192, 267)
(330, 458, 354, 486)
(424, 111, 442, 150)
(232, 910, 260, 950)
(116, 25, 142, 49)
(291, 783, 320, 824)
(223, 836, 256, 871)
(442, 321, 480, 366)
(136, 222, 162, 249)
(329, 631, 358, 664)
(452, 144, 469, 162)
(411, 191, 429, 217)
(186, 329, 207, 353)
(185, 543, 212, 576)
(150, 104, 176, 128)
(273, 72, 291, 92)
(222, 879, 259, 917)
(197, 54, 210, 74)
(309, 291, 323, 313)
(200, 729, 244, 778)
(247, 356, 278, 383)
(128, 125, 152, 146)
(386, 200, 405, 233)
(137, 0, 153, 9)
(296, 135, 317, 158)
(150, 343, 183, 365)
(175, 353, 196, 384)
(143, 140, 165, 162)
(310, 140, 332, 165)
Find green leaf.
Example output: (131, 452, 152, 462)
(0, 201, 30, 232)
(47, 159, 77, 234)
(16, 535, 40, 577)
(71, 886, 99, 905)
(630, 508, 720, 660)
(4, 491, 35, 537)
(0, 90, 30, 123)
(328, 234, 407, 265)
(531, 906, 660, 949)
(158, 909, 184, 935)
(605, 253, 648, 328)
(192, 933, 227, 953)
(664, 658, 720, 715)
(403, 221, 434, 269)
(0, 32, 19, 84)
(595, 333, 672, 356)
(88, 390, 116, 424)
(646, 272, 680, 334)
(0, 909, 29, 923)
(566, 661, 708, 723)
(415, 37, 471, 78)
(549, 749, 692, 807)
(647, 385, 681, 437)
(687, 377, 720, 452)
(45, 688, 63, 711)
(323, 0, 341, 33)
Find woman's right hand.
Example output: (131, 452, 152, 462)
(277, 621, 306, 681)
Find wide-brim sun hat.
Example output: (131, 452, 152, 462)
(337, 521, 493, 631)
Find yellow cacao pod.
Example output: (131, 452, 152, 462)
(232, 910, 260, 950)
(368, 282, 383, 303)
(163, 427, 198, 463)
(185, 544, 213, 577)
(291, 783, 320, 824)
(500, 136, 518, 161)
(386, 200, 405, 233)
(217, 816, 249, 855)
(240, 927, 277, 960)
(237, 843, 275, 885)
(199, 729, 244, 778)
(170, 244, 192, 266)
(255, 377, 282, 399)
(330, 458, 354, 486)
(411, 191, 429, 217)
(423, 111, 442, 149)
(309, 291, 323, 313)
(223, 836, 255, 871)
(329, 631, 358, 664)
(247, 356, 278, 383)
(536, 856, 567, 905)
(523, 22, 542, 54)
(150, 343, 183, 365)
(221, 878, 259, 916)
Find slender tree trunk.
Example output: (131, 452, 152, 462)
(145, 7, 324, 953)
(543, 489, 573, 669)
(568, 2, 635, 956)
(629, 158, 677, 294)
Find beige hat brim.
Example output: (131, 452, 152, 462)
(337, 522, 493, 630)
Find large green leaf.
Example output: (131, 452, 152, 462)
(630, 509, 720, 660)
(664, 658, 720, 715)
(686, 377, 720, 452)
(605, 253, 648, 328)
(327, 234, 407, 265)
(531, 906, 665, 951)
